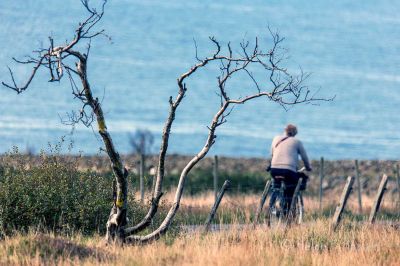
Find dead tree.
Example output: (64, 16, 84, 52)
(2, 0, 129, 242)
(124, 33, 329, 244)
(3, 1, 330, 244)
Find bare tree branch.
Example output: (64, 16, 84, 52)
(1, 0, 129, 243)
(124, 30, 331, 244)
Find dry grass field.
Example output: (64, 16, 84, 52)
(1, 192, 399, 266)
(1, 219, 399, 266)
(1, 152, 398, 265)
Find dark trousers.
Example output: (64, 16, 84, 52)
(269, 168, 299, 214)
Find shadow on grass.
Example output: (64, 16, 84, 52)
(5, 234, 112, 263)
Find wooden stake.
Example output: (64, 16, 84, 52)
(332, 176, 355, 230)
(139, 153, 145, 204)
(204, 180, 230, 232)
(368, 174, 388, 224)
(319, 157, 324, 210)
(354, 160, 363, 213)
(253, 180, 272, 226)
(396, 165, 400, 208)
(213, 155, 219, 201)
(150, 167, 156, 198)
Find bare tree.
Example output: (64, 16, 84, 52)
(123, 33, 329, 244)
(3, 1, 330, 244)
(129, 129, 154, 156)
(2, 0, 129, 242)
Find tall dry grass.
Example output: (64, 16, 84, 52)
(1, 219, 399, 266)
(160, 189, 399, 219)
(1, 190, 399, 265)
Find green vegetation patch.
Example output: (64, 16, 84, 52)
(0, 145, 152, 237)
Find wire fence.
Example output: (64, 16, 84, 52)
(133, 157, 400, 225)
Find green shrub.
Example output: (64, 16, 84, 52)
(0, 145, 148, 237)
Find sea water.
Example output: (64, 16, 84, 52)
(0, 0, 399, 159)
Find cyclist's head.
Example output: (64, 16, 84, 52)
(285, 124, 297, 136)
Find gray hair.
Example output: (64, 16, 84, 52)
(285, 124, 298, 136)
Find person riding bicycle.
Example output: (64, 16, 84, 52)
(268, 124, 312, 216)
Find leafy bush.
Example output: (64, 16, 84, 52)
(0, 141, 269, 237)
(0, 144, 147, 236)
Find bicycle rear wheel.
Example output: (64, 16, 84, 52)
(267, 193, 304, 227)
(266, 194, 284, 227)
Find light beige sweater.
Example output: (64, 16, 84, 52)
(270, 135, 311, 172)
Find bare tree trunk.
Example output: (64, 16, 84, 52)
(75, 56, 128, 242)
(125, 102, 230, 243)
(125, 85, 289, 243)
(123, 86, 185, 235)
(124, 51, 220, 235)
(1, 1, 129, 243)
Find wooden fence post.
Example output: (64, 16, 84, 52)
(332, 176, 355, 230)
(213, 155, 219, 201)
(368, 174, 388, 224)
(319, 157, 324, 210)
(354, 160, 363, 213)
(396, 165, 400, 208)
(204, 180, 230, 232)
(253, 180, 272, 226)
(149, 166, 156, 198)
(139, 153, 145, 203)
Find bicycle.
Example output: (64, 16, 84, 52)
(266, 167, 307, 227)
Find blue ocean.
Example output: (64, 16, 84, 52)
(0, 0, 399, 159)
